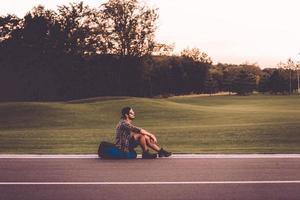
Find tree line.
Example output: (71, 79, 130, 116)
(0, 0, 299, 101)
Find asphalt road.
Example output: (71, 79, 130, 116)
(1, 155, 300, 200)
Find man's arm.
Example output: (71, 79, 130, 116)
(140, 129, 157, 143)
(123, 121, 158, 143)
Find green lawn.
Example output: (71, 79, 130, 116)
(0, 95, 300, 154)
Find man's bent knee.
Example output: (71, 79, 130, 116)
(132, 133, 142, 141)
(133, 133, 147, 144)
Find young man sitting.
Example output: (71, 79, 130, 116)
(115, 107, 172, 159)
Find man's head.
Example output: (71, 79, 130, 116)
(121, 107, 135, 120)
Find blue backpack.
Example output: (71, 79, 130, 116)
(98, 141, 137, 159)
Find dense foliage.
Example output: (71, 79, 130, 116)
(0, 1, 299, 101)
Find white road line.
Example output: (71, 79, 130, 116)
(0, 181, 300, 185)
(1, 154, 300, 159)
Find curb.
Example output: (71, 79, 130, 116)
(1, 154, 300, 159)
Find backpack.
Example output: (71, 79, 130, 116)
(98, 141, 137, 159)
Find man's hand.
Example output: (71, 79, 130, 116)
(150, 134, 157, 144)
(141, 129, 157, 143)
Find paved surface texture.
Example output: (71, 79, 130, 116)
(1, 155, 300, 200)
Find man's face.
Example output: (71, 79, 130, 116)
(128, 109, 135, 120)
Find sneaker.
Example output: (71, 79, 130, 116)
(158, 148, 172, 157)
(142, 150, 157, 159)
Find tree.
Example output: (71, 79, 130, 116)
(57, 2, 101, 55)
(204, 73, 219, 95)
(269, 69, 289, 94)
(21, 7, 54, 51)
(296, 60, 300, 93)
(152, 43, 175, 56)
(282, 58, 294, 95)
(232, 70, 256, 95)
(181, 47, 212, 64)
(258, 69, 274, 93)
(0, 14, 21, 42)
(18, 7, 68, 100)
(101, 0, 158, 57)
(221, 66, 239, 94)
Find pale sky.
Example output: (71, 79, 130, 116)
(2, 0, 300, 68)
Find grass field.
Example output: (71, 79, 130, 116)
(0, 94, 300, 154)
